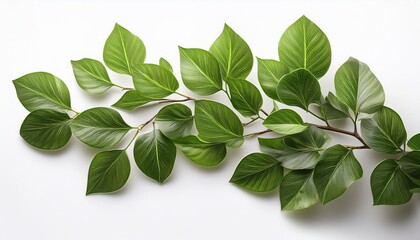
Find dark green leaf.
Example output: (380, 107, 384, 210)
(278, 15, 331, 78)
(276, 68, 321, 111)
(155, 104, 193, 139)
(228, 79, 263, 117)
(159, 57, 173, 73)
(361, 107, 406, 154)
(71, 58, 113, 94)
(13, 72, 71, 112)
(408, 134, 420, 151)
(86, 150, 130, 195)
(179, 47, 223, 95)
(280, 170, 318, 211)
(20, 109, 72, 150)
(174, 136, 227, 167)
(263, 109, 308, 135)
(112, 90, 153, 110)
(103, 23, 146, 75)
(398, 151, 420, 185)
(209, 24, 253, 79)
(134, 129, 176, 183)
(70, 107, 132, 148)
(230, 153, 283, 192)
(257, 58, 289, 100)
(371, 159, 413, 205)
(314, 145, 363, 204)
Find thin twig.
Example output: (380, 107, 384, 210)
(260, 108, 269, 116)
(244, 129, 272, 138)
(313, 124, 368, 147)
(243, 117, 259, 126)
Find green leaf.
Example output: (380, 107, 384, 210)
(318, 101, 349, 120)
(132, 64, 179, 99)
(20, 109, 72, 150)
(228, 79, 263, 117)
(335, 57, 385, 115)
(278, 15, 331, 78)
(71, 58, 113, 94)
(133, 129, 176, 183)
(103, 23, 146, 75)
(159, 57, 173, 73)
(195, 100, 244, 148)
(174, 136, 227, 167)
(410, 188, 420, 193)
(259, 126, 330, 169)
(263, 109, 308, 135)
(280, 170, 318, 211)
(408, 134, 420, 151)
(371, 159, 413, 205)
(398, 151, 420, 185)
(276, 68, 321, 111)
(314, 145, 363, 204)
(230, 153, 283, 192)
(179, 47, 223, 95)
(86, 150, 130, 195)
(209, 24, 253, 79)
(361, 107, 406, 154)
(70, 107, 132, 148)
(325, 92, 351, 117)
(257, 58, 289, 100)
(112, 90, 153, 110)
(13, 72, 71, 112)
(155, 104, 193, 139)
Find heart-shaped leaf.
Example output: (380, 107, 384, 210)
(278, 15, 331, 78)
(230, 153, 283, 192)
(228, 79, 263, 117)
(112, 90, 153, 110)
(71, 58, 113, 94)
(155, 104, 193, 139)
(280, 169, 318, 211)
(408, 134, 420, 151)
(257, 58, 289, 100)
(263, 109, 308, 135)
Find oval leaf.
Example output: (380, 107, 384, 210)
(209, 24, 253, 79)
(159, 57, 173, 73)
(276, 68, 321, 111)
(263, 109, 308, 135)
(175, 136, 227, 167)
(280, 170, 318, 211)
(230, 153, 283, 192)
(335, 57, 385, 115)
(361, 107, 406, 154)
(257, 58, 289, 101)
(278, 15, 331, 78)
(408, 133, 420, 151)
(86, 150, 130, 195)
(132, 64, 179, 99)
(314, 145, 363, 204)
(228, 79, 263, 117)
(70, 107, 132, 148)
(134, 129, 176, 183)
(371, 159, 413, 205)
(195, 100, 244, 148)
(13, 72, 71, 112)
(71, 58, 113, 94)
(155, 104, 193, 139)
(398, 151, 420, 185)
(112, 90, 153, 111)
(103, 23, 146, 75)
(20, 109, 72, 150)
(179, 47, 223, 95)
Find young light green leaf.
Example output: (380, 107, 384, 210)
(257, 58, 289, 100)
(263, 109, 308, 135)
(86, 150, 130, 195)
(335, 57, 385, 115)
(314, 145, 363, 204)
(70, 107, 132, 148)
(228, 79, 263, 117)
(20, 109, 72, 150)
(179, 47, 223, 95)
(159, 57, 173, 73)
(195, 100, 244, 148)
(174, 136, 227, 167)
(398, 151, 420, 185)
(371, 159, 413, 205)
(230, 153, 283, 192)
(155, 104, 193, 139)
(276, 68, 321, 111)
(112, 90, 153, 110)
(278, 15, 331, 78)
(13, 72, 71, 112)
(103, 23, 146, 75)
(132, 64, 179, 99)
(408, 134, 420, 151)
(209, 24, 253, 79)
(133, 129, 176, 183)
(280, 170, 318, 211)
(361, 107, 406, 154)
(71, 58, 113, 94)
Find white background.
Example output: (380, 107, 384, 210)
(1, 0, 420, 239)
